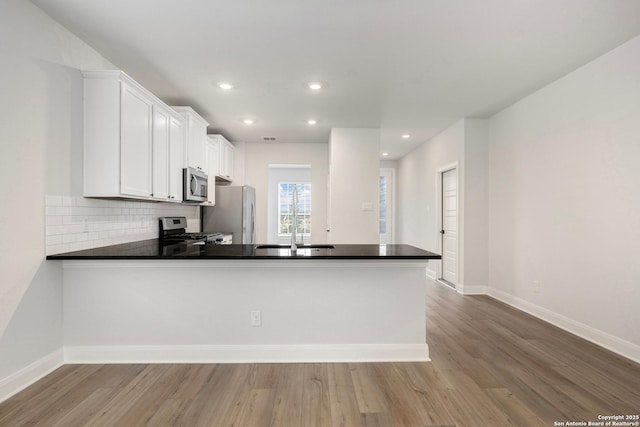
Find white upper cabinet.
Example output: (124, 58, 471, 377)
(151, 105, 170, 200)
(208, 134, 235, 183)
(168, 115, 184, 202)
(83, 70, 185, 202)
(222, 139, 235, 182)
(207, 135, 220, 178)
(151, 103, 184, 202)
(172, 107, 209, 173)
(120, 82, 153, 198)
(204, 136, 220, 205)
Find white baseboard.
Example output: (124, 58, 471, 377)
(64, 343, 430, 364)
(488, 287, 640, 364)
(0, 349, 64, 403)
(458, 285, 487, 295)
(426, 267, 436, 280)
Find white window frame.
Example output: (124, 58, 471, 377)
(277, 182, 312, 239)
(379, 168, 395, 244)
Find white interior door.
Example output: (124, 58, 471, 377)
(441, 168, 458, 285)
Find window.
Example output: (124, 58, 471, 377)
(379, 175, 387, 235)
(278, 182, 311, 237)
(379, 168, 394, 244)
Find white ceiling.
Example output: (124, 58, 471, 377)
(32, 0, 640, 159)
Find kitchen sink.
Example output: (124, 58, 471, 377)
(255, 244, 336, 249)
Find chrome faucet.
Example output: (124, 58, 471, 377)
(291, 184, 298, 251)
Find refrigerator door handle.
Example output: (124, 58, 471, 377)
(251, 203, 255, 243)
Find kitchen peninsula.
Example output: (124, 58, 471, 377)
(48, 243, 440, 363)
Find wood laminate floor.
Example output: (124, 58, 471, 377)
(1, 282, 639, 426)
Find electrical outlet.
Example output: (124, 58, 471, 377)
(250, 310, 261, 327)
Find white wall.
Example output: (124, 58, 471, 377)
(62, 260, 429, 363)
(397, 120, 465, 278)
(396, 119, 489, 292)
(244, 143, 328, 244)
(329, 128, 380, 244)
(487, 35, 640, 361)
(380, 159, 398, 169)
(462, 120, 489, 293)
(0, 0, 114, 389)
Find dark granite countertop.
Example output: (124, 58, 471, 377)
(46, 239, 441, 260)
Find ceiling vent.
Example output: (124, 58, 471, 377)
(263, 136, 277, 141)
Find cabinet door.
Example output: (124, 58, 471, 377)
(187, 117, 206, 171)
(205, 140, 218, 205)
(217, 142, 225, 178)
(152, 106, 170, 200)
(207, 136, 220, 177)
(218, 140, 234, 181)
(218, 140, 229, 178)
(120, 83, 153, 197)
(168, 116, 184, 202)
(226, 142, 234, 181)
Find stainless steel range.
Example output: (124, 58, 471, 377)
(159, 217, 223, 244)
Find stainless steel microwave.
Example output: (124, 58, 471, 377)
(183, 167, 208, 202)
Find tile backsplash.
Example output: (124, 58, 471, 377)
(45, 196, 200, 255)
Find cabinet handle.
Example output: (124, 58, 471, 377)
(150, 193, 154, 197)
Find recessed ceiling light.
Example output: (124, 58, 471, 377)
(243, 119, 254, 125)
(381, 152, 389, 157)
(218, 82, 234, 90)
(307, 119, 317, 125)
(401, 134, 411, 139)
(308, 82, 322, 91)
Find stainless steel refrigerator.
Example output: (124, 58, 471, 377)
(201, 186, 256, 244)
